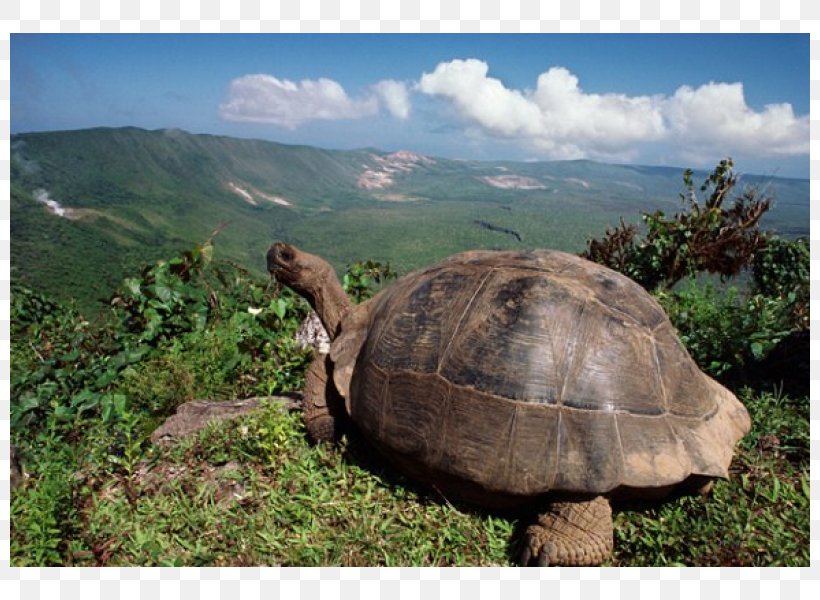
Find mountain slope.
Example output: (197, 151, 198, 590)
(11, 127, 809, 315)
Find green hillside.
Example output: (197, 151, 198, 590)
(11, 127, 809, 315)
(9, 130, 810, 567)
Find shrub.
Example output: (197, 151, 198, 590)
(342, 259, 397, 303)
(11, 238, 311, 434)
(751, 236, 808, 330)
(582, 159, 806, 381)
(656, 281, 795, 378)
(10, 419, 79, 566)
(583, 158, 770, 291)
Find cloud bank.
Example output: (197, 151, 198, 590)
(219, 74, 409, 128)
(663, 82, 808, 157)
(218, 61, 807, 166)
(419, 59, 666, 159)
(418, 59, 808, 161)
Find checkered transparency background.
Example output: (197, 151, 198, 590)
(1, 0, 818, 596)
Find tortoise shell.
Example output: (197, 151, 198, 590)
(340, 249, 750, 505)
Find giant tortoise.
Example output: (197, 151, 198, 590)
(267, 243, 751, 566)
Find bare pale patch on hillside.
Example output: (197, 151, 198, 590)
(227, 182, 292, 207)
(357, 151, 435, 190)
(478, 175, 546, 190)
(565, 177, 591, 188)
(373, 193, 424, 202)
(33, 189, 79, 219)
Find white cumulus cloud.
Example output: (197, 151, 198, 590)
(418, 59, 665, 160)
(663, 81, 809, 156)
(372, 79, 411, 119)
(418, 59, 808, 162)
(219, 74, 409, 128)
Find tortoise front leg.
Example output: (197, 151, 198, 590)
(519, 495, 614, 566)
(302, 353, 348, 443)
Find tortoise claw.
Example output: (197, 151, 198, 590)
(536, 546, 551, 567)
(518, 541, 552, 566)
(518, 545, 533, 566)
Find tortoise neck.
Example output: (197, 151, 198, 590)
(301, 266, 351, 341)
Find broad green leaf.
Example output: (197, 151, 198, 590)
(272, 298, 288, 319)
(53, 405, 74, 422)
(124, 277, 141, 297)
(154, 284, 172, 304)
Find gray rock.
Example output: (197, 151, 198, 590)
(150, 395, 301, 448)
(295, 311, 330, 355)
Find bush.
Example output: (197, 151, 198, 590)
(11, 238, 312, 435)
(583, 158, 770, 291)
(10, 419, 80, 566)
(656, 281, 795, 378)
(119, 313, 311, 416)
(342, 259, 397, 303)
(752, 236, 808, 330)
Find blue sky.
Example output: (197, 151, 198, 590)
(11, 34, 810, 178)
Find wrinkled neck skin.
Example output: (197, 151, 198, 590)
(296, 263, 352, 341)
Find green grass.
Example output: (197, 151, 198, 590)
(14, 403, 515, 566)
(11, 387, 808, 567)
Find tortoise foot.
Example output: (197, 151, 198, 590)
(304, 408, 337, 443)
(303, 354, 348, 443)
(519, 495, 613, 566)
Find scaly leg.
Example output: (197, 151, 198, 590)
(302, 353, 347, 443)
(519, 495, 614, 566)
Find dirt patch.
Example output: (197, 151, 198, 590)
(227, 182, 293, 207)
(565, 177, 591, 188)
(357, 151, 435, 190)
(373, 193, 424, 202)
(478, 175, 546, 190)
(33, 188, 80, 219)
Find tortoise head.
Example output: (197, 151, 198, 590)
(267, 242, 352, 340)
(267, 242, 324, 293)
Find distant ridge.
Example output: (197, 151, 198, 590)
(11, 127, 809, 314)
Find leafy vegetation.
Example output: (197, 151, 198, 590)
(752, 235, 809, 330)
(10, 158, 808, 566)
(11, 235, 310, 434)
(342, 259, 397, 303)
(655, 283, 795, 378)
(582, 158, 769, 290)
